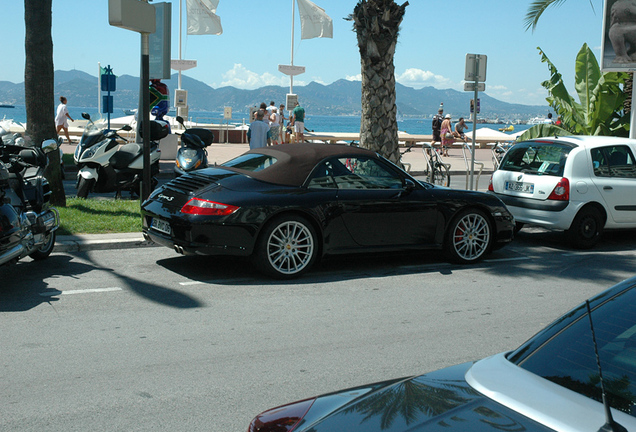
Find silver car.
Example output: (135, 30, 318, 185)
(489, 136, 636, 248)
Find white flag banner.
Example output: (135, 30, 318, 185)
(297, 0, 333, 40)
(186, 0, 223, 35)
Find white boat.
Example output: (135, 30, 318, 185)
(528, 116, 552, 125)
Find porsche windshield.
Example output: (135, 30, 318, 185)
(222, 153, 277, 172)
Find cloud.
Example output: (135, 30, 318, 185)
(396, 68, 457, 90)
(219, 64, 305, 89)
(346, 74, 362, 81)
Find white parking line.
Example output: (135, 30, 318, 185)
(39, 287, 123, 297)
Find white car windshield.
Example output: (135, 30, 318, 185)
(500, 142, 573, 177)
(510, 286, 636, 417)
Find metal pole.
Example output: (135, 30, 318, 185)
(178, 0, 183, 91)
(141, 32, 151, 201)
(290, 0, 295, 95)
(469, 57, 479, 191)
(97, 62, 101, 115)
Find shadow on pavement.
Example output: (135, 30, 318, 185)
(0, 255, 93, 312)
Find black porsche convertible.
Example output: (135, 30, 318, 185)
(141, 143, 515, 278)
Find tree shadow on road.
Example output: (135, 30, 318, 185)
(1, 251, 204, 311)
(0, 255, 94, 312)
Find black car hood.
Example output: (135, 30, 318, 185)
(298, 362, 554, 432)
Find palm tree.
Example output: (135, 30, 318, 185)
(349, 0, 409, 164)
(24, 0, 65, 206)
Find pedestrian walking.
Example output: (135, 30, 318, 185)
(55, 96, 74, 143)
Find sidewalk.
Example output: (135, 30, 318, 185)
(62, 141, 496, 178)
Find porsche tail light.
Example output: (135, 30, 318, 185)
(181, 198, 239, 216)
(248, 398, 315, 432)
(547, 177, 569, 201)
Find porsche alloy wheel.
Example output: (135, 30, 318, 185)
(445, 209, 492, 263)
(255, 215, 318, 278)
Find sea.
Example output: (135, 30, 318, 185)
(1, 105, 532, 137)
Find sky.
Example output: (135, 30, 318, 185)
(2, 0, 605, 107)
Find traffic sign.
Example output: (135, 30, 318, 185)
(464, 82, 485, 92)
(465, 54, 487, 82)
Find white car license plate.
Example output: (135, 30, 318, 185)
(151, 218, 172, 235)
(505, 181, 534, 193)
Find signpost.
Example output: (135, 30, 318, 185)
(109, 0, 156, 201)
(464, 53, 487, 191)
(101, 65, 116, 130)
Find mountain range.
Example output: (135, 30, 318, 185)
(0, 70, 550, 120)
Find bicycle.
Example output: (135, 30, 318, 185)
(399, 144, 414, 172)
(491, 142, 513, 170)
(421, 143, 451, 187)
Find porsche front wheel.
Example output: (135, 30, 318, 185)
(254, 215, 318, 278)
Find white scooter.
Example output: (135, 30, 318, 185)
(74, 113, 165, 198)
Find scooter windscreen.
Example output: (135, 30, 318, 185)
(78, 119, 108, 149)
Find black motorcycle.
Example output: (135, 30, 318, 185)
(0, 137, 60, 266)
(174, 116, 214, 176)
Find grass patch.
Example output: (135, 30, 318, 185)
(62, 153, 75, 166)
(57, 198, 142, 235)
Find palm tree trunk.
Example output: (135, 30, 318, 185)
(350, 0, 408, 164)
(24, 0, 65, 206)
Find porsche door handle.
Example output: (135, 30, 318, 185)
(603, 186, 614, 190)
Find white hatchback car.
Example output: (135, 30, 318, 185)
(489, 136, 636, 248)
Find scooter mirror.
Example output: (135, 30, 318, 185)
(176, 116, 184, 125)
(82, 112, 91, 120)
(121, 125, 133, 132)
(41, 139, 59, 153)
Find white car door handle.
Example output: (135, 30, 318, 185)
(603, 186, 613, 190)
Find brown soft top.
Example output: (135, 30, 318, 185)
(222, 143, 380, 187)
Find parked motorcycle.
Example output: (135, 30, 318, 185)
(174, 116, 214, 176)
(1, 126, 65, 178)
(74, 113, 165, 198)
(0, 137, 60, 267)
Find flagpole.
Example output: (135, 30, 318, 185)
(178, 0, 183, 92)
(290, 0, 295, 95)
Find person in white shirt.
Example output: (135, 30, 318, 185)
(55, 96, 74, 143)
(269, 108, 281, 145)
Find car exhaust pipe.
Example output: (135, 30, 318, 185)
(0, 244, 25, 266)
(174, 245, 185, 255)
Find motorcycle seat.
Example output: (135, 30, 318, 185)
(109, 143, 142, 169)
(109, 142, 159, 169)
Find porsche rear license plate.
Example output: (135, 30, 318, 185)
(151, 218, 172, 235)
(505, 181, 534, 193)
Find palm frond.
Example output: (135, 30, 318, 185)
(524, 0, 569, 32)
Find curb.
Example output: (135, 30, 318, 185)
(54, 233, 159, 253)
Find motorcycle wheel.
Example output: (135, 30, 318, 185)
(77, 177, 95, 199)
(29, 230, 56, 261)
